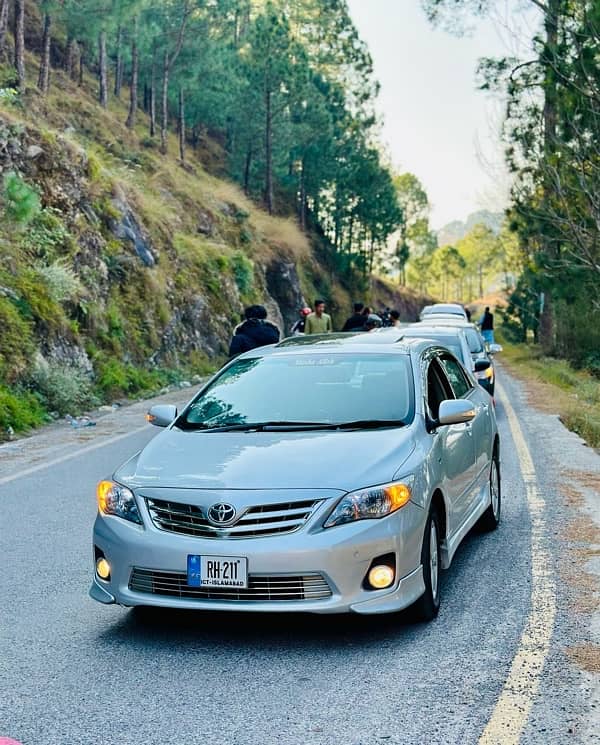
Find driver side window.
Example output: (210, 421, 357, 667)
(438, 355, 472, 399)
(426, 359, 454, 420)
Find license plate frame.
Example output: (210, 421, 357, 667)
(187, 554, 248, 588)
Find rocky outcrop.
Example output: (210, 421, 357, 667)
(110, 194, 156, 267)
(265, 259, 306, 335)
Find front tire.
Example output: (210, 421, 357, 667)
(411, 507, 441, 622)
(478, 451, 501, 532)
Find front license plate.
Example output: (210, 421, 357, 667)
(187, 555, 248, 588)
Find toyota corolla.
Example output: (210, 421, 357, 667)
(90, 333, 500, 620)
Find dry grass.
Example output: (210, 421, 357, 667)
(567, 644, 600, 673)
(499, 342, 600, 449)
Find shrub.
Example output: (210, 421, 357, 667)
(2, 171, 40, 225)
(0, 385, 46, 434)
(0, 296, 35, 382)
(29, 360, 100, 416)
(231, 251, 254, 296)
(21, 208, 73, 261)
(37, 260, 85, 304)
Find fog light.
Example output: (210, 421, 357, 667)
(96, 557, 111, 580)
(368, 564, 394, 589)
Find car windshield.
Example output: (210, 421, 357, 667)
(177, 353, 414, 430)
(465, 328, 484, 354)
(402, 334, 464, 364)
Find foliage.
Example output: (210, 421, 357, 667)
(36, 260, 86, 304)
(424, 0, 600, 374)
(0, 385, 46, 434)
(0, 297, 35, 382)
(21, 208, 73, 261)
(231, 251, 254, 296)
(2, 172, 40, 226)
(29, 360, 100, 416)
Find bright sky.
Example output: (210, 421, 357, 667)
(346, 0, 533, 228)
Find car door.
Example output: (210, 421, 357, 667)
(425, 355, 476, 536)
(437, 353, 482, 528)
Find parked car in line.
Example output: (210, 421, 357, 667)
(399, 321, 497, 396)
(420, 303, 468, 321)
(91, 333, 501, 622)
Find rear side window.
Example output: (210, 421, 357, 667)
(438, 356, 472, 398)
(465, 328, 484, 354)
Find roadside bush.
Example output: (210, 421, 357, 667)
(0, 385, 46, 434)
(95, 359, 165, 399)
(0, 296, 35, 382)
(29, 360, 100, 416)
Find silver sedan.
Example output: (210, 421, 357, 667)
(90, 334, 500, 621)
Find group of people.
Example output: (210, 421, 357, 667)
(229, 299, 405, 357)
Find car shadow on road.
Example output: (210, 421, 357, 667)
(96, 602, 431, 651)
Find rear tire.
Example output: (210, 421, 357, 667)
(411, 507, 441, 622)
(478, 451, 501, 532)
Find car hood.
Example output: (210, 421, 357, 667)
(115, 427, 417, 492)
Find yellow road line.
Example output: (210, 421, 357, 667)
(479, 381, 556, 744)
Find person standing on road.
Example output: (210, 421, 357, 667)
(390, 310, 402, 328)
(305, 299, 333, 334)
(479, 306, 495, 345)
(291, 307, 312, 336)
(229, 304, 280, 357)
(342, 302, 366, 331)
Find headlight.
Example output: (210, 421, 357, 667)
(324, 476, 414, 528)
(97, 480, 143, 524)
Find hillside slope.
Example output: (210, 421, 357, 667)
(0, 56, 425, 434)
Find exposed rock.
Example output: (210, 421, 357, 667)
(110, 196, 156, 267)
(265, 259, 306, 335)
(26, 145, 44, 159)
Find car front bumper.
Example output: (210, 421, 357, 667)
(90, 501, 426, 615)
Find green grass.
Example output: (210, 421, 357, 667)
(499, 340, 600, 449)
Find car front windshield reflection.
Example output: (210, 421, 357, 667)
(177, 353, 414, 430)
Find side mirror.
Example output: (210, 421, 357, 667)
(488, 343, 503, 354)
(146, 404, 178, 427)
(474, 359, 491, 372)
(438, 399, 476, 426)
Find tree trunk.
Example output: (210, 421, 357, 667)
(538, 0, 561, 353)
(37, 13, 52, 95)
(299, 160, 306, 231)
(243, 146, 252, 193)
(265, 88, 274, 214)
(14, 0, 25, 90)
(114, 25, 123, 98)
(160, 50, 169, 154)
(0, 0, 9, 62)
(98, 30, 108, 107)
(178, 87, 185, 163)
(126, 17, 138, 129)
(78, 44, 84, 86)
(149, 44, 156, 137)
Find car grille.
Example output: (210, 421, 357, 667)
(129, 568, 332, 601)
(145, 497, 322, 539)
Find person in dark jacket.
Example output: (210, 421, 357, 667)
(229, 305, 280, 357)
(342, 302, 366, 331)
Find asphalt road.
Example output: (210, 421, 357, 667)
(0, 368, 598, 745)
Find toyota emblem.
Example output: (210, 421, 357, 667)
(207, 502, 236, 525)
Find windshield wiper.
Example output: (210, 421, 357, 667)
(333, 419, 407, 429)
(181, 419, 407, 432)
(183, 420, 338, 432)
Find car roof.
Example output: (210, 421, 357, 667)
(421, 303, 467, 316)
(236, 331, 442, 360)
(411, 317, 476, 329)
(401, 325, 466, 339)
